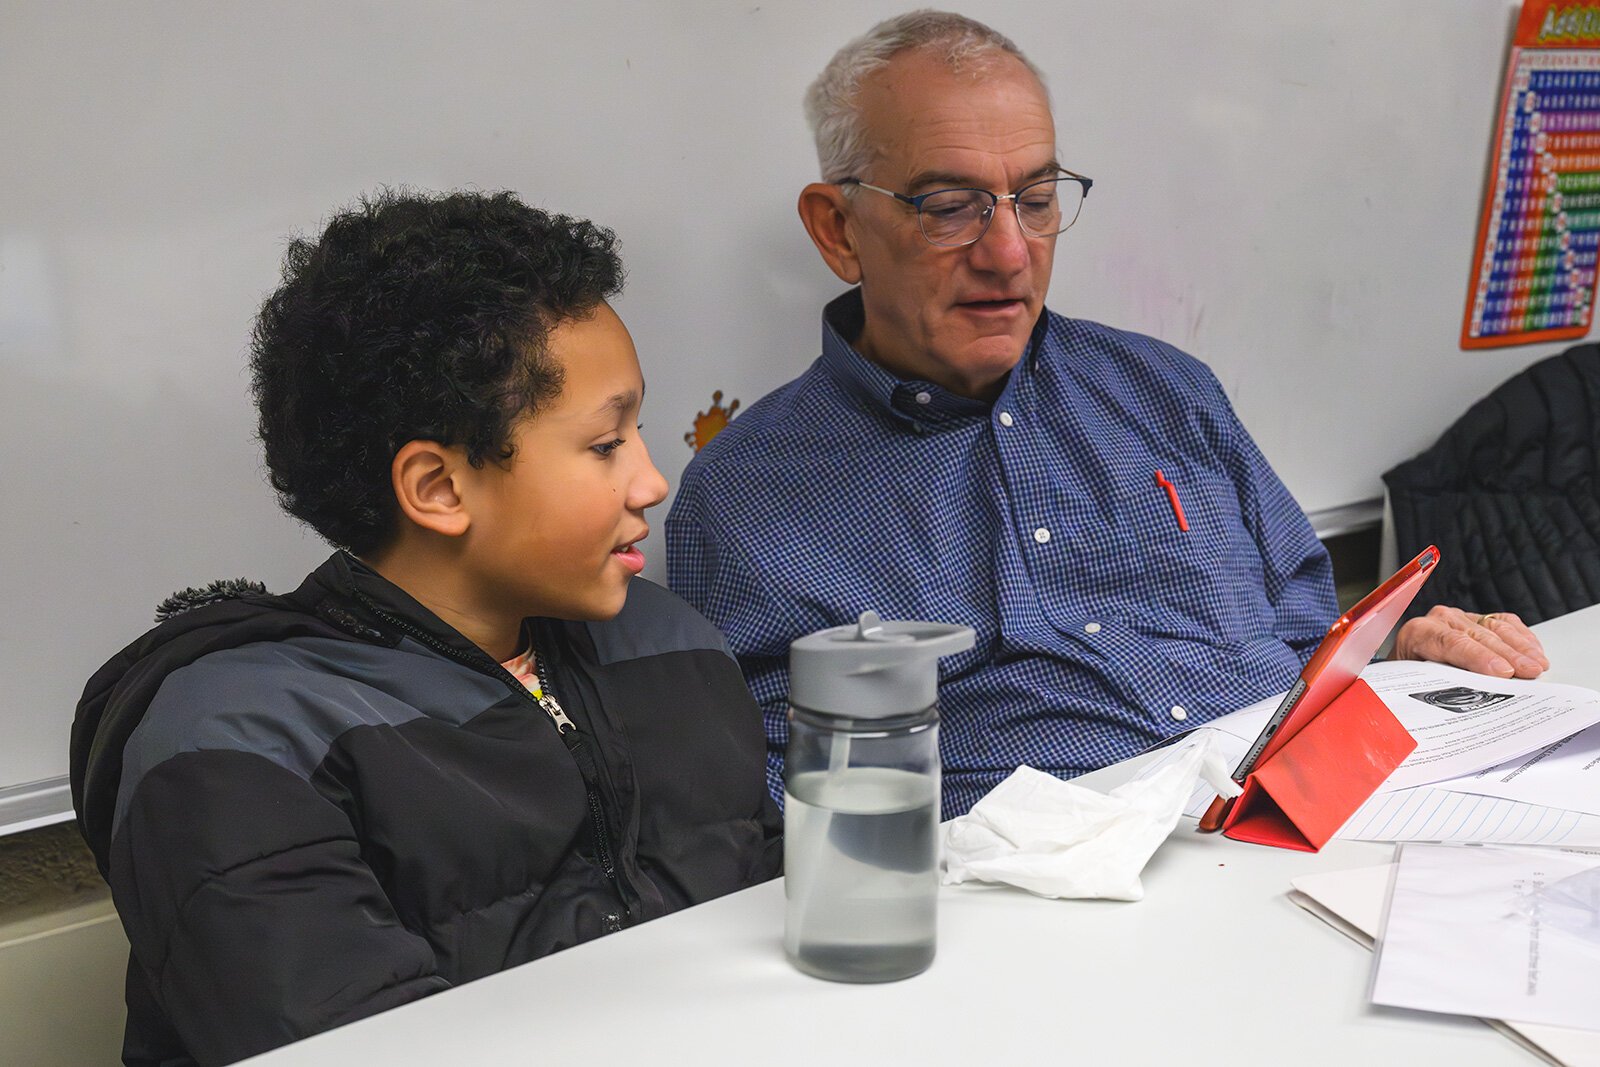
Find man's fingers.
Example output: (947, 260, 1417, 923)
(1394, 616, 1509, 676)
(1439, 623, 1516, 677)
(1479, 613, 1550, 672)
(1395, 607, 1548, 679)
(1459, 619, 1545, 678)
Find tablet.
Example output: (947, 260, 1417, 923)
(1197, 544, 1439, 832)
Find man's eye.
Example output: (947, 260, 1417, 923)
(592, 437, 626, 457)
(923, 197, 979, 221)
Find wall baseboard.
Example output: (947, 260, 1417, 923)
(0, 777, 73, 838)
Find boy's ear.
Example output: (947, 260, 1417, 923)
(798, 182, 864, 285)
(391, 440, 471, 538)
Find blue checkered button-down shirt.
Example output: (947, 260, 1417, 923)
(667, 291, 1337, 818)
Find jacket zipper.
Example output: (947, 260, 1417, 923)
(537, 662, 622, 893)
(530, 688, 577, 734)
(349, 591, 633, 926)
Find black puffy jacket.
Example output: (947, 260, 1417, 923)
(1383, 344, 1600, 624)
(72, 551, 782, 1066)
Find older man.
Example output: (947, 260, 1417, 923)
(666, 11, 1548, 817)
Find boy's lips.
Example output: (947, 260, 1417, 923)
(611, 537, 647, 575)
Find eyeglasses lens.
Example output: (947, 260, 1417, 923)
(1016, 180, 1069, 235)
(917, 190, 991, 246)
(917, 178, 1084, 247)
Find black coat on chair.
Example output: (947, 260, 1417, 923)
(1383, 344, 1600, 626)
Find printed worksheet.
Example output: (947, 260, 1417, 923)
(1434, 719, 1600, 817)
(1165, 663, 1600, 844)
(1372, 843, 1600, 1032)
(1292, 862, 1600, 1065)
(1363, 661, 1600, 792)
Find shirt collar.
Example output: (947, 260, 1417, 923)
(819, 288, 1046, 430)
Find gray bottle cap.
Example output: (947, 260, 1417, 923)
(788, 610, 976, 718)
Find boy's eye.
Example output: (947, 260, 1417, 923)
(591, 437, 626, 457)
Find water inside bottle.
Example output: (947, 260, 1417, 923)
(784, 766, 939, 982)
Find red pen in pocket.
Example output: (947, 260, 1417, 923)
(1154, 470, 1189, 532)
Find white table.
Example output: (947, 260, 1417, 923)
(243, 605, 1600, 1066)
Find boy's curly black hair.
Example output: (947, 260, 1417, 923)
(250, 189, 624, 555)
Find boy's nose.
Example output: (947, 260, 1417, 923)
(632, 441, 669, 510)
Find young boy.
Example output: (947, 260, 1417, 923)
(70, 190, 782, 1067)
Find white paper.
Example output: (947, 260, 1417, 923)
(1432, 721, 1600, 818)
(1372, 844, 1600, 1033)
(1289, 863, 1392, 945)
(1363, 661, 1600, 792)
(1291, 863, 1600, 1066)
(1166, 668, 1600, 844)
(1336, 785, 1600, 847)
(1192, 691, 1283, 749)
(1172, 722, 1600, 848)
(1167, 662, 1600, 798)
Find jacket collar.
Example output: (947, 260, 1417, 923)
(294, 551, 508, 669)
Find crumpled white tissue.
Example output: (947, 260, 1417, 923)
(941, 732, 1238, 901)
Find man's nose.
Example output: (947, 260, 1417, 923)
(967, 200, 1030, 274)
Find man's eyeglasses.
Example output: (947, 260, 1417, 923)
(838, 171, 1093, 248)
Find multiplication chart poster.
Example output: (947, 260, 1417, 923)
(1462, 0, 1600, 348)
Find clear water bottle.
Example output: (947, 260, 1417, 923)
(783, 611, 975, 983)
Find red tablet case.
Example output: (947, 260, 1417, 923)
(1214, 545, 1438, 852)
(1220, 678, 1416, 851)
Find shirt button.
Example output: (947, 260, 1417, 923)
(914, 391, 932, 405)
(1170, 705, 1188, 721)
(1033, 527, 1051, 544)
(999, 411, 1014, 427)
(1084, 622, 1101, 634)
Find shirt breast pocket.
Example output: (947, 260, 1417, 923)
(1121, 461, 1267, 629)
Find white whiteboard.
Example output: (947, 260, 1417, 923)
(1, 0, 1583, 802)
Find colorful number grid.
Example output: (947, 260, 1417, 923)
(1468, 51, 1600, 343)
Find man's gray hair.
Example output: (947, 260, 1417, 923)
(804, 10, 1048, 183)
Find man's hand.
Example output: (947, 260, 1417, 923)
(1393, 606, 1550, 678)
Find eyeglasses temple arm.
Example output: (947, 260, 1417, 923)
(1058, 168, 1094, 195)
